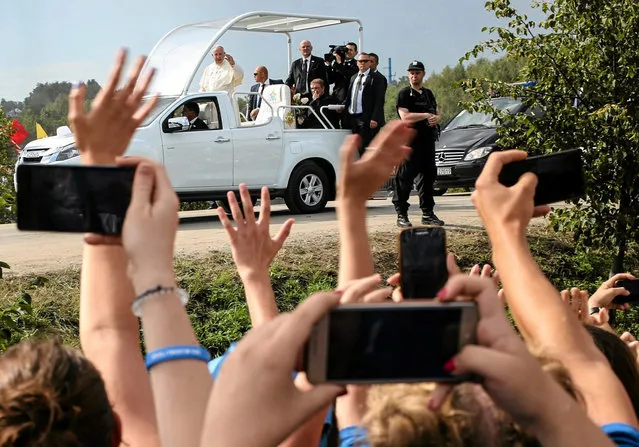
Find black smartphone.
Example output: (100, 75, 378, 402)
(399, 226, 448, 299)
(612, 279, 639, 305)
(498, 148, 585, 205)
(305, 301, 478, 384)
(17, 164, 135, 235)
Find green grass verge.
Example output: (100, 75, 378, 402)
(1, 228, 638, 357)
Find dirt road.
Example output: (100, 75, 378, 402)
(0, 194, 484, 276)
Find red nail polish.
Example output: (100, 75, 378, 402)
(436, 288, 447, 299)
(443, 358, 456, 372)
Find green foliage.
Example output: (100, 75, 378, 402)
(459, 0, 639, 272)
(0, 107, 17, 224)
(384, 57, 526, 124)
(0, 293, 34, 351)
(14, 80, 101, 146)
(1, 230, 638, 357)
(0, 276, 53, 352)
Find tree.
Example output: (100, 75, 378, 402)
(460, 0, 639, 274)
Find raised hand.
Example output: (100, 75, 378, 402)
(430, 276, 615, 447)
(121, 159, 179, 292)
(69, 48, 158, 165)
(218, 184, 294, 281)
(589, 273, 635, 310)
(201, 291, 345, 447)
(337, 121, 414, 204)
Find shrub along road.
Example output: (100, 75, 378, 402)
(0, 194, 493, 276)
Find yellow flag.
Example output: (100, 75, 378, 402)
(36, 123, 48, 139)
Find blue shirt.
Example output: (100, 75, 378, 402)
(208, 343, 335, 447)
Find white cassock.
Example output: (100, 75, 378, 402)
(199, 60, 244, 94)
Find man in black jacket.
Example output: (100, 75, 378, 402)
(299, 78, 340, 129)
(343, 52, 386, 155)
(247, 65, 284, 121)
(392, 60, 444, 227)
(182, 101, 208, 130)
(285, 40, 328, 98)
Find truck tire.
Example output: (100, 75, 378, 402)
(284, 161, 329, 214)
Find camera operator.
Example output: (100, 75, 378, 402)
(326, 42, 358, 103)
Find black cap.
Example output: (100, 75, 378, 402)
(407, 60, 425, 71)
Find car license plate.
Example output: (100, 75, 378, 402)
(23, 150, 44, 158)
(437, 167, 452, 176)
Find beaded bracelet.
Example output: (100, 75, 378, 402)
(145, 345, 211, 371)
(131, 285, 189, 317)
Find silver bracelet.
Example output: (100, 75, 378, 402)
(131, 285, 189, 317)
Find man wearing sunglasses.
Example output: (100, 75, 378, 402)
(343, 52, 386, 155)
(247, 66, 284, 121)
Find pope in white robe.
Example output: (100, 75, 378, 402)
(199, 46, 244, 94)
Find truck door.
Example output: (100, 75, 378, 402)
(160, 96, 233, 189)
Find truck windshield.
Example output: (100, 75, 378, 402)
(138, 97, 179, 127)
(444, 97, 523, 131)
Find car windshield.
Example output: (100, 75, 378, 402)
(139, 97, 178, 127)
(444, 97, 523, 131)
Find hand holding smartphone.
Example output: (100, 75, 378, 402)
(304, 301, 478, 384)
(498, 148, 585, 205)
(17, 164, 135, 235)
(612, 279, 639, 304)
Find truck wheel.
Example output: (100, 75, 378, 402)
(285, 161, 329, 214)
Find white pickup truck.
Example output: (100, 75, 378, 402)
(15, 12, 365, 214)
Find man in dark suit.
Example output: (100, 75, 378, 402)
(368, 52, 389, 136)
(343, 52, 387, 155)
(182, 101, 208, 130)
(247, 65, 284, 121)
(299, 78, 340, 129)
(285, 40, 328, 98)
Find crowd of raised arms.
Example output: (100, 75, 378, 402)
(3, 50, 639, 447)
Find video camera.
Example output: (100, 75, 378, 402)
(324, 44, 348, 64)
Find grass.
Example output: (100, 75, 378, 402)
(1, 228, 638, 357)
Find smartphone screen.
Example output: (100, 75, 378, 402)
(17, 164, 135, 235)
(498, 149, 585, 205)
(307, 302, 477, 383)
(400, 227, 448, 299)
(612, 279, 639, 304)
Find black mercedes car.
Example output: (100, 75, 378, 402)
(433, 96, 542, 194)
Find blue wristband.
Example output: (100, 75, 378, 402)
(145, 345, 211, 371)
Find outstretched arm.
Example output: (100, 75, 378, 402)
(74, 49, 161, 447)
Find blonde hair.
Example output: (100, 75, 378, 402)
(363, 357, 580, 447)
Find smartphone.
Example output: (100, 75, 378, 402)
(612, 279, 639, 304)
(305, 301, 478, 384)
(498, 149, 585, 205)
(399, 226, 448, 299)
(17, 164, 135, 235)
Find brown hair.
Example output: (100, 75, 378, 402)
(585, 324, 639, 419)
(0, 339, 117, 447)
(363, 357, 580, 447)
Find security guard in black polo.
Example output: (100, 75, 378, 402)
(392, 60, 444, 227)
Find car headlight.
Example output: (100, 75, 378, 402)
(464, 146, 494, 161)
(52, 144, 80, 162)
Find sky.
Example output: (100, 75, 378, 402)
(0, 0, 542, 102)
